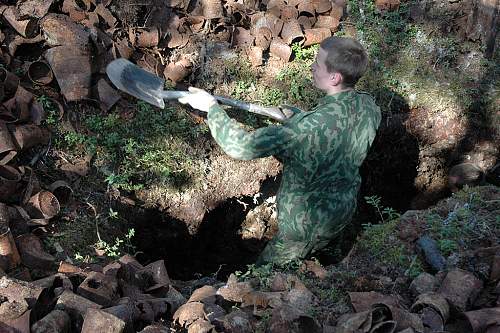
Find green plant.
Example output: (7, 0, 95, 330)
(235, 258, 303, 289)
(276, 64, 322, 109)
(95, 228, 136, 259)
(425, 187, 496, 257)
(361, 195, 422, 277)
(365, 195, 400, 223)
(38, 95, 59, 126)
(291, 43, 319, 61)
(64, 100, 205, 191)
(232, 80, 253, 100)
(235, 263, 275, 288)
(317, 285, 342, 304)
(404, 255, 425, 279)
(259, 87, 285, 106)
(438, 239, 459, 256)
(108, 208, 119, 220)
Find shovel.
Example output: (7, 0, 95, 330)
(106, 58, 293, 122)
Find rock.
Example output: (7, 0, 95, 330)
(448, 163, 485, 192)
(397, 210, 424, 242)
(409, 272, 439, 296)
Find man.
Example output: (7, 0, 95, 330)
(179, 37, 381, 264)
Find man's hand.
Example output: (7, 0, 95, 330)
(178, 87, 218, 112)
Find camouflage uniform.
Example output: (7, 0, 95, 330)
(207, 90, 381, 264)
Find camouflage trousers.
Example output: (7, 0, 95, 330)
(257, 190, 357, 265)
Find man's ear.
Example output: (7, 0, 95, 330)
(329, 72, 343, 86)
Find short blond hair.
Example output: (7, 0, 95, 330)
(319, 37, 368, 88)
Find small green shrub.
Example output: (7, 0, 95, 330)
(276, 64, 322, 110)
(361, 195, 423, 278)
(291, 43, 319, 61)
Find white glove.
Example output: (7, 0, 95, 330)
(178, 87, 218, 113)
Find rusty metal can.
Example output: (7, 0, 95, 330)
(0, 225, 21, 271)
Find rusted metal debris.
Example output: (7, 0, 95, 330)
(2, 6, 39, 38)
(47, 180, 73, 206)
(45, 45, 92, 102)
(0, 246, 498, 332)
(31, 309, 71, 333)
(77, 271, 120, 307)
(438, 268, 483, 312)
(16, 233, 55, 270)
(25, 190, 60, 220)
(0, 122, 18, 165)
(27, 61, 53, 86)
(17, 0, 56, 19)
(0, 225, 21, 271)
(0, 1, 496, 332)
(97, 79, 121, 111)
(81, 308, 126, 333)
(0, 0, 345, 118)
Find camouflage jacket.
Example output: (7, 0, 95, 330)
(207, 90, 381, 262)
(207, 90, 381, 201)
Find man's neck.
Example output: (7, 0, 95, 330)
(326, 86, 353, 96)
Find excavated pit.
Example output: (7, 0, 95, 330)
(129, 134, 423, 281)
(126, 92, 497, 281)
(131, 197, 264, 281)
(130, 177, 281, 280)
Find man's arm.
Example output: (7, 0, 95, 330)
(207, 103, 296, 160)
(178, 87, 298, 160)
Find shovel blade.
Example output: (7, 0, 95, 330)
(106, 58, 166, 108)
